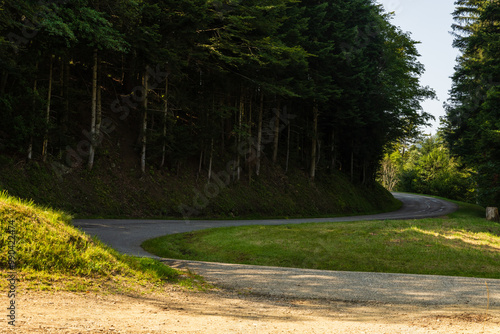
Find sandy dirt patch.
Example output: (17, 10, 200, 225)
(2, 285, 499, 333)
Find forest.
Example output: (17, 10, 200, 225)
(0, 0, 435, 188)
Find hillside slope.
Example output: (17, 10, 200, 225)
(0, 191, 205, 292)
(0, 157, 399, 219)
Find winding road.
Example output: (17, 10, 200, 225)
(73, 193, 500, 306)
(74, 192, 457, 257)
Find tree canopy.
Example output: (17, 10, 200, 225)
(1, 0, 433, 186)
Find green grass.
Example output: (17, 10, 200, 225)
(142, 199, 500, 279)
(0, 191, 210, 292)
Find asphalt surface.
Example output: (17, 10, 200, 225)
(74, 192, 458, 257)
(73, 193, 500, 306)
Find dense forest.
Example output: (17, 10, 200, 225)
(444, 0, 500, 208)
(0, 0, 434, 183)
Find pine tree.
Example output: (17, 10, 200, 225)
(445, 0, 500, 207)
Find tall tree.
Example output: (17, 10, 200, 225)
(445, 0, 500, 207)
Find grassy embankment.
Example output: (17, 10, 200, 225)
(0, 191, 207, 292)
(0, 157, 399, 219)
(143, 199, 500, 279)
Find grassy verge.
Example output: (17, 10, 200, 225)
(0, 191, 210, 292)
(142, 199, 500, 279)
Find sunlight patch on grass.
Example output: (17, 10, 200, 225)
(142, 200, 500, 279)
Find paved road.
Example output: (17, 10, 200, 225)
(72, 193, 500, 306)
(74, 192, 458, 257)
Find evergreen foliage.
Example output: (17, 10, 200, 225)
(0, 0, 433, 186)
(444, 0, 500, 207)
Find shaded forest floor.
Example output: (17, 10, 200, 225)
(0, 153, 398, 219)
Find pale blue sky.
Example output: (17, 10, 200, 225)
(376, 0, 460, 134)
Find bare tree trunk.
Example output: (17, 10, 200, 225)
(272, 101, 280, 164)
(362, 160, 367, 185)
(285, 116, 291, 173)
(141, 67, 149, 174)
(198, 150, 203, 179)
(248, 95, 253, 183)
(96, 59, 102, 136)
(310, 103, 318, 180)
(220, 117, 225, 156)
(42, 55, 54, 162)
(330, 130, 335, 170)
(350, 141, 355, 183)
(381, 156, 399, 191)
(160, 74, 169, 168)
(57, 58, 64, 159)
(237, 90, 244, 181)
(28, 61, 39, 160)
(256, 91, 264, 176)
(87, 50, 98, 170)
(64, 62, 70, 116)
(207, 139, 214, 184)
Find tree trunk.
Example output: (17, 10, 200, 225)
(64, 61, 70, 117)
(57, 57, 64, 158)
(96, 59, 102, 137)
(160, 74, 169, 168)
(362, 160, 367, 185)
(285, 116, 291, 173)
(256, 91, 264, 176)
(486, 207, 499, 222)
(310, 103, 318, 180)
(237, 90, 244, 181)
(28, 61, 39, 160)
(208, 139, 214, 184)
(220, 117, 225, 156)
(248, 95, 253, 183)
(350, 141, 355, 183)
(198, 150, 203, 179)
(141, 67, 149, 174)
(330, 130, 335, 170)
(272, 101, 280, 164)
(42, 55, 54, 163)
(87, 50, 98, 170)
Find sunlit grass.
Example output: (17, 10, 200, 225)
(0, 191, 210, 292)
(142, 199, 500, 278)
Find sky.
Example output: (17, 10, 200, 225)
(376, 0, 460, 135)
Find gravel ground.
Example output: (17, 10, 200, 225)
(163, 259, 500, 306)
(3, 288, 499, 333)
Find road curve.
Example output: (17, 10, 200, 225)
(73, 194, 500, 306)
(73, 192, 458, 257)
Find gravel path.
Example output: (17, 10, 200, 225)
(163, 259, 500, 306)
(73, 193, 500, 306)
